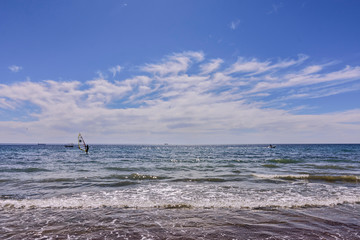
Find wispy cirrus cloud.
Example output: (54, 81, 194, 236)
(109, 65, 122, 77)
(268, 3, 283, 14)
(250, 65, 360, 93)
(229, 19, 241, 30)
(1, 51, 360, 143)
(142, 51, 204, 76)
(8, 65, 22, 72)
(226, 54, 308, 75)
(200, 59, 224, 75)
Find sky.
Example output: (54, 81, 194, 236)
(1, 0, 360, 144)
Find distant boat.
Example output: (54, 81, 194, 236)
(268, 144, 276, 148)
(37, 143, 46, 146)
(64, 143, 74, 147)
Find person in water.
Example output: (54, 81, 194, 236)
(85, 145, 89, 153)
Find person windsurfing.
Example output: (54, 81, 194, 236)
(85, 144, 89, 154)
(78, 133, 89, 154)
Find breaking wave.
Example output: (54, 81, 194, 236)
(253, 174, 360, 183)
(2, 183, 360, 210)
(104, 173, 167, 180)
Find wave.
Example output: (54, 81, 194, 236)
(104, 167, 138, 172)
(158, 204, 192, 209)
(0, 195, 20, 200)
(262, 164, 280, 168)
(253, 174, 360, 183)
(96, 181, 138, 188)
(35, 174, 166, 184)
(39, 178, 75, 183)
(172, 178, 226, 182)
(268, 159, 301, 164)
(105, 173, 167, 181)
(0, 167, 50, 173)
(307, 164, 351, 170)
(1, 192, 359, 211)
(309, 175, 359, 183)
(2, 183, 360, 211)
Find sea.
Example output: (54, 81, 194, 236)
(0, 144, 359, 239)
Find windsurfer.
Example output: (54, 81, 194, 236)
(85, 145, 89, 153)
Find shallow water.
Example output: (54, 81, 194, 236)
(1, 144, 359, 239)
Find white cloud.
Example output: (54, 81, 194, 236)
(200, 59, 224, 75)
(109, 65, 122, 77)
(142, 51, 204, 76)
(250, 65, 360, 93)
(268, 3, 283, 15)
(230, 19, 241, 30)
(9, 65, 22, 72)
(302, 65, 323, 75)
(86, 79, 131, 104)
(227, 54, 308, 75)
(0, 98, 16, 110)
(227, 57, 270, 74)
(0, 52, 360, 144)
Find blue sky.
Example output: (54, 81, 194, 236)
(1, 0, 360, 144)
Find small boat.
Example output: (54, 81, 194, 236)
(64, 143, 74, 147)
(268, 144, 276, 148)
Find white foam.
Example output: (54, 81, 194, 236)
(252, 173, 360, 182)
(1, 183, 360, 210)
(252, 174, 310, 180)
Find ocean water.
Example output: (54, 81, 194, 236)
(0, 144, 359, 239)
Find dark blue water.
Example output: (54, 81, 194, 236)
(1, 144, 359, 239)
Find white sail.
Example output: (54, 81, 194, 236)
(78, 133, 86, 152)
